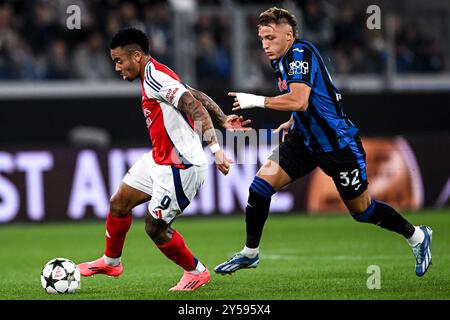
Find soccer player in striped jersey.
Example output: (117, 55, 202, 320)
(77, 28, 250, 291)
(214, 7, 432, 277)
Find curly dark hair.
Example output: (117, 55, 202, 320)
(109, 27, 150, 55)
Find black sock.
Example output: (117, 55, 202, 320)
(245, 176, 275, 248)
(352, 200, 415, 238)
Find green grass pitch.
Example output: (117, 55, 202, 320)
(1, 210, 449, 300)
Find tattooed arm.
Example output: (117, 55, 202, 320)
(177, 91, 232, 175)
(187, 85, 251, 131)
(187, 85, 227, 125)
(178, 91, 217, 145)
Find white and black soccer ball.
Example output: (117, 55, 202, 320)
(41, 258, 81, 294)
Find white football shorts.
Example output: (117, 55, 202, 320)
(122, 151, 207, 223)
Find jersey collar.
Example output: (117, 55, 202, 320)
(271, 38, 301, 67)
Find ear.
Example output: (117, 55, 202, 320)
(132, 50, 143, 63)
(286, 28, 294, 41)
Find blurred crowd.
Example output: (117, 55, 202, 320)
(0, 0, 447, 83)
(298, 0, 446, 74)
(0, 0, 174, 80)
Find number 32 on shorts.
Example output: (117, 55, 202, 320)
(339, 169, 361, 190)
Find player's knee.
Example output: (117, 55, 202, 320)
(144, 214, 167, 241)
(249, 176, 276, 199)
(109, 195, 132, 217)
(144, 215, 158, 238)
(351, 200, 376, 223)
(343, 189, 371, 215)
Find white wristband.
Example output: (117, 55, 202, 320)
(209, 143, 221, 154)
(235, 93, 265, 109)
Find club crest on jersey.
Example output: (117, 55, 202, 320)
(278, 78, 287, 91)
(288, 60, 309, 76)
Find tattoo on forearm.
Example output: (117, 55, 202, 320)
(178, 92, 217, 145)
(188, 86, 227, 125)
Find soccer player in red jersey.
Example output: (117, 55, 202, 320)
(78, 28, 250, 291)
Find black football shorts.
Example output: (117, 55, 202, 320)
(268, 130, 368, 200)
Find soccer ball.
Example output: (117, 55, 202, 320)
(41, 258, 81, 294)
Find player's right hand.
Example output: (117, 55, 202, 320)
(223, 114, 252, 132)
(214, 149, 233, 175)
(273, 120, 293, 142)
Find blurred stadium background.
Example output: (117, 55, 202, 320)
(0, 0, 449, 222)
(0, 0, 449, 300)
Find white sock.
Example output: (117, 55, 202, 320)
(407, 226, 425, 247)
(241, 246, 259, 258)
(188, 260, 206, 275)
(103, 255, 121, 266)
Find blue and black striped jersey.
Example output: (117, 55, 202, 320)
(271, 39, 359, 153)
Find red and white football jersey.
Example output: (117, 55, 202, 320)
(141, 57, 207, 168)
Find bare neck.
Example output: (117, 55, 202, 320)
(139, 55, 150, 80)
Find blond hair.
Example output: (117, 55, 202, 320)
(258, 7, 298, 38)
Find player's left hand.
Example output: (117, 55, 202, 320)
(273, 119, 293, 142)
(223, 114, 252, 132)
(214, 149, 233, 175)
